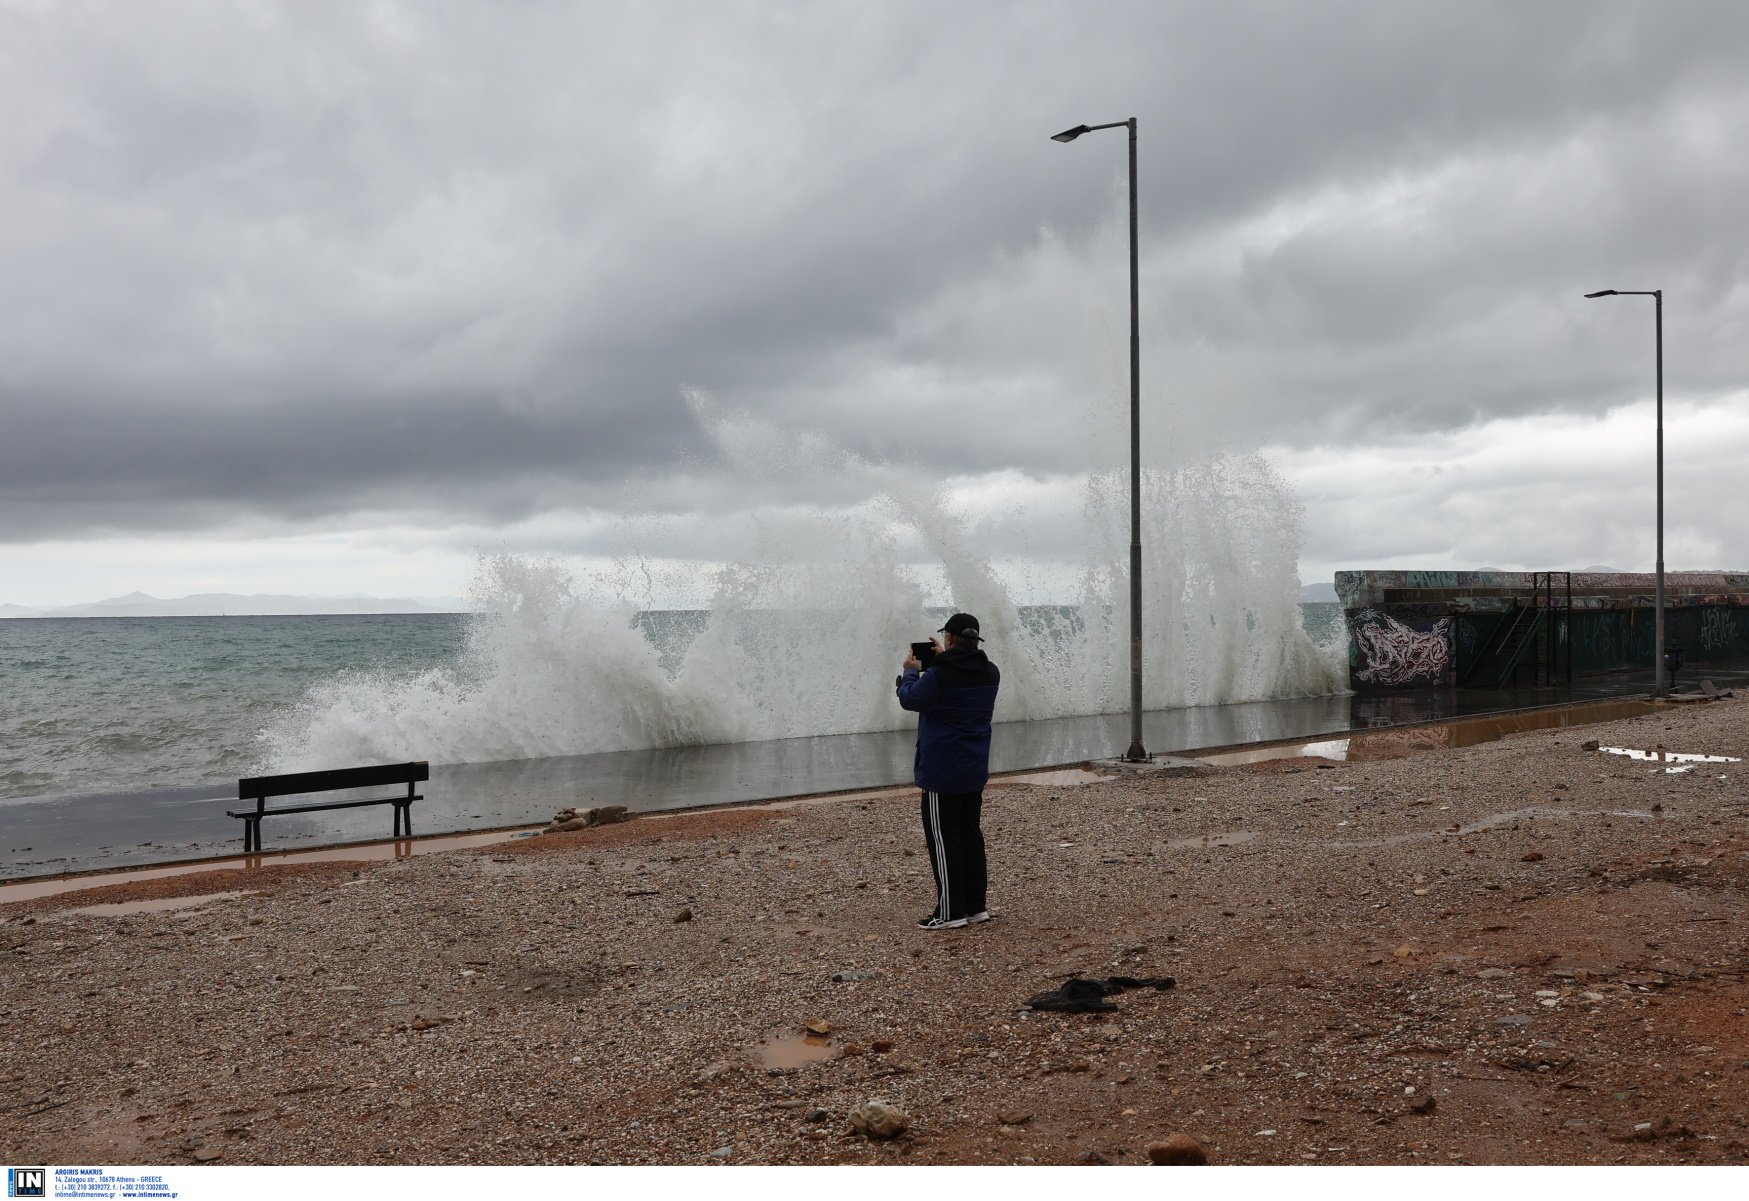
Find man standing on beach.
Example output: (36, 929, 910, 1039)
(897, 613, 1001, 930)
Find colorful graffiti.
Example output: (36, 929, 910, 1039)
(1352, 609, 1451, 685)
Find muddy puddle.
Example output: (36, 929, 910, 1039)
(1327, 806, 1670, 849)
(755, 1030, 837, 1069)
(62, 889, 263, 917)
(0, 828, 542, 906)
(1165, 831, 1257, 850)
(991, 768, 1110, 787)
(1600, 746, 1740, 774)
(1196, 698, 1660, 769)
(1196, 740, 1349, 767)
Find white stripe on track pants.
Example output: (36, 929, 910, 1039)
(920, 789, 987, 920)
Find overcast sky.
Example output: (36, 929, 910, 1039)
(5, 1, 1749, 607)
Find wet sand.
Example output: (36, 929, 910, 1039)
(3, 698, 1747, 1166)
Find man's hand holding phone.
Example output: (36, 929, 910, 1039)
(904, 638, 941, 672)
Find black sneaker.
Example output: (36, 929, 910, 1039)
(917, 914, 968, 930)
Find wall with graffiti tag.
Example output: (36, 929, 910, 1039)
(1348, 605, 1454, 689)
(1340, 570, 1749, 690)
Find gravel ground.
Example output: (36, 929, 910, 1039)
(4, 698, 1748, 1167)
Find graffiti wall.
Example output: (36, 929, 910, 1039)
(1343, 567, 1749, 689)
(1348, 606, 1453, 689)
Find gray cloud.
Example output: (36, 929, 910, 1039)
(4, 1, 1749, 542)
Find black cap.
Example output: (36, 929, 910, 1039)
(939, 613, 982, 642)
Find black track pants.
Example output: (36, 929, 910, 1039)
(920, 789, 986, 920)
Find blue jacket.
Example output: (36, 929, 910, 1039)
(896, 644, 1001, 793)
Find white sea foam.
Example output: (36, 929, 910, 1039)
(263, 439, 1346, 771)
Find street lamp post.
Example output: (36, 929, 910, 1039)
(1584, 288, 1665, 698)
(1053, 118, 1148, 762)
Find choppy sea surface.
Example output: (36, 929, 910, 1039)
(0, 614, 471, 800)
(0, 604, 1346, 802)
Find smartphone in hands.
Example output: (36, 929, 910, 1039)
(910, 641, 937, 669)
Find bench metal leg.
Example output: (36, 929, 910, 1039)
(393, 802, 412, 839)
(243, 817, 260, 854)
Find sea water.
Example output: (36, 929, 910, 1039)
(261, 455, 1346, 774)
(0, 614, 468, 799)
(2, 452, 1351, 800)
(0, 603, 1343, 802)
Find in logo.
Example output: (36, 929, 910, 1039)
(7, 1169, 45, 1199)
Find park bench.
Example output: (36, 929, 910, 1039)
(230, 762, 428, 853)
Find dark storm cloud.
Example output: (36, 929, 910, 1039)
(4, 1, 1749, 539)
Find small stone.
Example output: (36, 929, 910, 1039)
(803, 1018, 832, 1035)
(1476, 968, 1512, 979)
(192, 1149, 222, 1162)
(1522, 852, 1544, 862)
(803, 1108, 830, 1123)
(847, 1099, 909, 1139)
(1408, 1095, 1437, 1115)
(1581, 740, 1600, 751)
(1495, 1014, 1533, 1027)
(996, 1109, 1033, 1125)
(871, 1039, 893, 1053)
(1074, 1149, 1112, 1165)
(672, 908, 693, 923)
(831, 970, 880, 982)
(708, 1145, 732, 1157)
(1392, 944, 1418, 958)
(1146, 1133, 1208, 1165)
(697, 1060, 733, 1082)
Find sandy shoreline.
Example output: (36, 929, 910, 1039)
(4, 700, 1747, 1166)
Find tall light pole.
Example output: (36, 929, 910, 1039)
(1584, 288, 1665, 698)
(1053, 118, 1147, 762)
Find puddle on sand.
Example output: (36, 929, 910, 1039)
(1331, 806, 1669, 849)
(1601, 746, 1740, 774)
(0, 828, 541, 906)
(756, 1031, 837, 1069)
(1197, 741, 1348, 767)
(1165, 831, 1257, 850)
(63, 890, 261, 917)
(991, 768, 1109, 787)
(1195, 698, 1660, 768)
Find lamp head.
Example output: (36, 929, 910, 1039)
(1584, 290, 1619, 298)
(1051, 125, 1090, 143)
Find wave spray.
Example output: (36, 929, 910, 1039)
(264, 413, 1344, 772)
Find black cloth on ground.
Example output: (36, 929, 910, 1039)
(1022, 975, 1175, 1012)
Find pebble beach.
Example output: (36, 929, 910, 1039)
(4, 698, 1748, 1166)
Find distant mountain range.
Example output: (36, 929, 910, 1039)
(0, 591, 469, 618)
